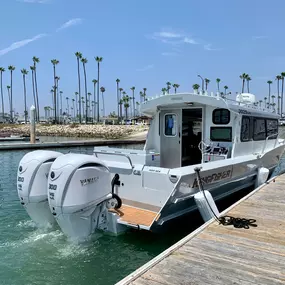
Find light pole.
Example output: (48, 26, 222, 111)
(198, 75, 204, 93)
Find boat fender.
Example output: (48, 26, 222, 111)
(111, 174, 122, 209)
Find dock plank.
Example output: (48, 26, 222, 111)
(116, 174, 285, 285)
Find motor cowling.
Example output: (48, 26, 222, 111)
(48, 153, 112, 240)
(17, 150, 62, 227)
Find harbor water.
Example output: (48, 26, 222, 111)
(1, 145, 284, 285)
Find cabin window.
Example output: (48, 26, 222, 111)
(266, 119, 278, 139)
(164, 114, 177, 136)
(241, 116, 251, 142)
(210, 127, 232, 142)
(253, 118, 266, 141)
(212, 109, 230, 125)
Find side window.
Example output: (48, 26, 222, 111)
(241, 116, 251, 142)
(253, 118, 266, 140)
(212, 109, 230, 125)
(266, 119, 278, 139)
(210, 127, 232, 142)
(165, 114, 177, 136)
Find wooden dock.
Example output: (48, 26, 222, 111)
(116, 175, 285, 285)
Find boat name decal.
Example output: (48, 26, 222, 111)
(238, 109, 251, 115)
(49, 184, 57, 190)
(192, 169, 232, 188)
(80, 176, 99, 186)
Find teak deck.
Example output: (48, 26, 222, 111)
(116, 174, 285, 285)
(110, 205, 158, 227)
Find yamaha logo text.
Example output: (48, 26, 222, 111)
(80, 176, 99, 186)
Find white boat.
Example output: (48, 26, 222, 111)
(17, 91, 285, 240)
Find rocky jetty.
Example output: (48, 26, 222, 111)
(0, 124, 148, 139)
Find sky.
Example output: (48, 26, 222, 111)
(1, 0, 285, 116)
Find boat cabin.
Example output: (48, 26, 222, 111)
(141, 92, 279, 169)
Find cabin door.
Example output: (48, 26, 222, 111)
(160, 109, 182, 168)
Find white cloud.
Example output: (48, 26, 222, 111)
(17, 0, 50, 3)
(136, 64, 154, 72)
(0, 34, 47, 56)
(56, 18, 83, 32)
(252, 36, 267, 40)
(204, 44, 222, 51)
(161, 52, 180, 56)
(147, 29, 198, 46)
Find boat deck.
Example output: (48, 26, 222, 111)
(116, 174, 285, 285)
(110, 205, 159, 227)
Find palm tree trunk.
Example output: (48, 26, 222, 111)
(93, 82, 96, 123)
(281, 78, 284, 116)
(174, 87, 177, 94)
(247, 80, 250, 93)
(97, 62, 100, 122)
(56, 79, 60, 122)
(34, 64, 40, 121)
(31, 70, 36, 114)
(77, 58, 82, 123)
(277, 79, 280, 114)
(102, 92, 105, 118)
(10, 71, 13, 123)
(0, 72, 4, 118)
(83, 63, 88, 123)
(23, 75, 27, 124)
(60, 91, 63, 120)
(53, 65, 57, 123)
(7, 88, 11, 118)
(217, 82, 220, 93)
(116, 82, 119, 122)
(268, 84, 271, 107)
(119, 90, 122, 120)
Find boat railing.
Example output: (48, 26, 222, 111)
(261, 129, 285, 154)
(94, 150, 134, 169)
(141, 91, 276, 114)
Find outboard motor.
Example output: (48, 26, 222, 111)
(48, 153, 117, 240)
(17, 150, 62, 227)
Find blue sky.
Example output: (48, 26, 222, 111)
(1, 0, 285, 116)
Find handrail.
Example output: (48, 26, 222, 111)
(261, 129, 285, 154)
(94, 151, 134, 169)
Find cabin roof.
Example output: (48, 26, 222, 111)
(140, 92, 280, 119)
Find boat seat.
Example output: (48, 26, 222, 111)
(109, 204, 159, 227)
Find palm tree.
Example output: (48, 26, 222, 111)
(205, 78, 210, 91)
(55, 76, 60, 120)
(259, 100, 263, 108)
(267, 80, 272, 107)
(60, 90, 63, 119)
(32, 56, 40, 121)
(224, 85, 229, 96)
(21, 69, 28, 123)
(239, 73, 247, 93)
(81, 97, 85, 119)
(119, 87, 123, 120)
(100, 86, 106, 118)
(264, 97, 267, 108)
(30, 66, 37, 114)
(123, 95, 130, 122)
(0, 67, 5, 118)
(75, 52, 82, 123)
(246, 75, 251, 93)
(192, 84, 200, 91)
(119, 99, 123, 122)
(66, 97, 69, 116)
(143, 88, 147, 101)
(80, 57, 88, 123)
(8, 66, 15, 122)
(130, 86, 135, 118)
(51, 59, 59, 123)
(166, 82, 171, 94)
(88, 92, 92, 116)
(173, 83, 180, 94)
(276, 75, 282, 114)
(136, 101, 140, 117)
(216, 78, 221, 92)
(92, 79, 97, 122)
(74, 92, 79, 118)
(116, 79, 120, 121)
(280, 72, 285, 117)
(161, 88, 167, 95)
(95, 56, 103, 122)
